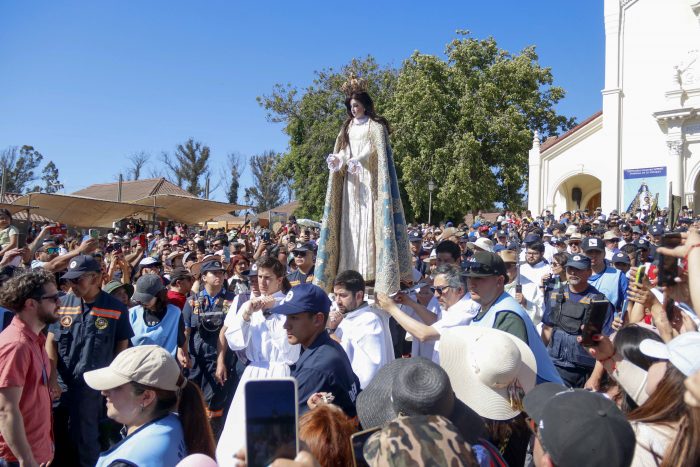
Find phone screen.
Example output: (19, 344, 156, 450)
(580, 299, 609, 347)
(658, 233, 681, 286)
(245, 379, 298, 467)
(350, 427, 381, 467)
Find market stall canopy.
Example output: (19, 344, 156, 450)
(130, 194, 249, 225)
(11, 193, 152, 228)
(0, 202, 40, 216)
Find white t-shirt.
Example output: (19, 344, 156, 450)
(336, 303, 394, 389)
(430, 293, 480, 363)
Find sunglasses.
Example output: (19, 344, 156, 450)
(35, 293, 61, 303)
(463, 262, 497, 275)
(568, 241, 581, 246)
(430, 285, 452, 295)
(45, 247, 60, 254)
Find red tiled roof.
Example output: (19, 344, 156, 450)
(71, 178, 193, 202)
(540, 111, 602, 152)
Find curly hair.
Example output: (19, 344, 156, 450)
(0, 269, 56, 313)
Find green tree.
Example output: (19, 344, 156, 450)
(162, 139, 212, 197)
(258, 56, 397, 219)
(40, 161, 63, 193)
(386, 32, 575, 218)
(0, 145, 45, 193)
(223, 152, 244, 211)
(244, 150, 284, 213)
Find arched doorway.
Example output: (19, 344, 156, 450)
(551, 174, 602, 214)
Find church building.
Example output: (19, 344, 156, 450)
(528, 0, 700, 216)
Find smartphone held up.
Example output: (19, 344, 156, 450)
(245, 378, 298, 467)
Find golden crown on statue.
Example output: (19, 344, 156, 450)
(341, 75, 369, 96)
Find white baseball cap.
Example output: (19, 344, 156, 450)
(84, 345, 185, 392)
(640, 332, 700, 376)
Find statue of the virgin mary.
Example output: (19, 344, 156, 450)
(313, 77, 412, 294)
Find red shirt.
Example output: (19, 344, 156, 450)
(0, 316, 54, 464)
(167, 290, 187, 311)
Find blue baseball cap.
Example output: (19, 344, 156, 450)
(650, 225, 664, 236)
(274, 283, 332, 315)
(566, 254, 592, 270)
(523, 233, 540, 244)
(612, 252, 630, 265)
(61, 254, 102, 280)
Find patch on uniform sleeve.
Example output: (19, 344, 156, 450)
(60, 315, 73, 328)
(95, 317, 109, 330)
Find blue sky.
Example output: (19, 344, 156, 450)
(0, 1, 604, 201)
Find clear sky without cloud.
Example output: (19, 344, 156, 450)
(0, 1, 604, 201)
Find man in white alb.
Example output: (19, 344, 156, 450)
(326, 270, 394, 389)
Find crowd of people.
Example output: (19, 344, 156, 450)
(0, 205, 698, 466)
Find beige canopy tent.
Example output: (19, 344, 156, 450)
(0, 202, 40, 216)
(11, 193, 152, 228)
(130, 194, 248, 225)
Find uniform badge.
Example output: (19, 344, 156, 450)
(60, 315, 73, 328)
(95, 317, 109, 330)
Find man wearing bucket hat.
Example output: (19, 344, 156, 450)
(181, 259, 236, 436)
(275, 283, 361, 417)
(465, 252, 562, 384)
(46, 255, 134, 466)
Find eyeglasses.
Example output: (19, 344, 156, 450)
(36, 293, 61, 303)
(430, 285, 452, 295)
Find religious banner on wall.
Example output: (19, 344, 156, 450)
(623, 166, 667, 214)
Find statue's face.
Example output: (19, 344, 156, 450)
(350, 98, 366, 118)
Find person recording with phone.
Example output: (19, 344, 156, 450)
(541, 254, 614, 388)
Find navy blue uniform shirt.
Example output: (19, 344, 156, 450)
(49, 291, 133, 386)
(291, 331, 360, 418)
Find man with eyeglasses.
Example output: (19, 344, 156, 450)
(0, 270, 60, 467)
(466, 252, 563, 385)
(45, 255, 133, 466)
(30, 237, 97, 273)
(376, 264, 479, 364)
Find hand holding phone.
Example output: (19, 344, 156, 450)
(580, 298, 610, 347)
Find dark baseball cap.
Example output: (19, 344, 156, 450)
(273, 283, 331, 316)
(566, 254, 591, 270)
(61, 255, 102, 280)
(102, 280, 134, 298)
(292, 242, 316, 254)
(496, 229, 507, 238)
(131, 274, 165, 303)
(530, 389, 636, 467)
(408, 232, 422, 242)
(650, 225, 664, 236)
(200, 260, 225, 274)
(612, 252, 630, 265)
(581, 237, 604, 252)
(243, 262, 259, 277)
(523, 233, 541, 244)
(462, 252, 508, 281)
(169, 267, 193, 282)
(633, 238, 650, 249)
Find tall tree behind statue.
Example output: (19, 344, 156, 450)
(259, 32, 575, 221)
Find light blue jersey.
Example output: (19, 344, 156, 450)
(96, 413, 186, 467)
(129, 304, 181, 356)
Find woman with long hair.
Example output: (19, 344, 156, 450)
(298, 404, 357, 467)
(216, 256, 299, 464)
(85, 345, 216, 466)
(314, 78, 412, 295)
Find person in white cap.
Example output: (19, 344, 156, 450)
(84, 345, 215, 467)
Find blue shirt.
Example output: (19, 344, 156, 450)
(589, 262, 628, 312)
(48, 291, 133, 386)
(95, 413, 186, 467)
(291, 331, 361, 418)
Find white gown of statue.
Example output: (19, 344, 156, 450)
(337, 117, 376, 280)
(216, 291, 300, 466)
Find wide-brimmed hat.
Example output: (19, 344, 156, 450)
(498, 249, 517, 264)
(566, 232, 583, 244)
(466, 237, 494, 253)
(440, 327, 537, 420)
(84, 345, 185, 392)
(356, 358, 485, 444)
(603, 230, 620, 241)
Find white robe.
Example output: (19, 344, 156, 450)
(335, 303, 394, 389)
(216, 291, 300, 465)
(430, 293, 481, 363)
(337, 119, 375, 280)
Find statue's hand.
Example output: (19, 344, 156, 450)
(326, 154, 342, 172)
(347, 158, 361, 175)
